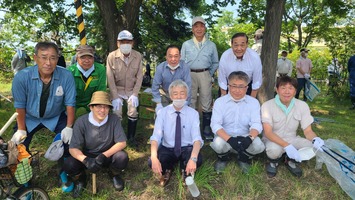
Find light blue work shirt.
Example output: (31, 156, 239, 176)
(211, 94, 263, 137)
(150, 104, 203, 148)
(12, 65, 76, 132)
(151, 60, 192, 103)
(181, 39, 219, 77)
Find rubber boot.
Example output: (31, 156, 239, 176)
(350, 96, 355, 110)
(72, 172, 87, 198)
(214, 152, 230, 173)
(202, 112, 214, 141)
(127, 118, 138, 147)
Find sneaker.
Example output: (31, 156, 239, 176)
(72, 173, 87, 198)
(285, 160, 302, 177)
(237, 161, 251, 174)
(113, 175, 124, 191)
(266, 162, 278, 178)
(214, 160, 227, 174)
(159, 169, 172, 187)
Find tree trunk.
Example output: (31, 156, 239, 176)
(258, 0, 285, 104)
(95, 0, 142, 53)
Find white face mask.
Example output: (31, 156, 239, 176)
(120, 44, 132, 54)
(282, 56, 286, 60)
(168, 64, 179, 70)
(172, 99, 186, 108)
(304, 53, 308, 57)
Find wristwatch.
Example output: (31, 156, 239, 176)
(190, 157, 198, 163)
(248, 135, 255, 140)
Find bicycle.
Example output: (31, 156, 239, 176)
(0, 142, 49, 200)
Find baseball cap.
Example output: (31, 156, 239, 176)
(117, 30, 133, 41)
(300, 48, 310, 53)
(255, 29, 264, 36)
(76, 45, 94, 58)
(44, 140, 64, 161)
(192, 16, 206, 26)
(88, 91, 112, 107)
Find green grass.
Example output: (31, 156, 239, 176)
(0, 81, 354, 199)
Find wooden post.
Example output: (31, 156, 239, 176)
(92, 173, 96, 194)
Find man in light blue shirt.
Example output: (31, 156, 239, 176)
(149, 80, 203, 187)
(152, 45, 192, 113)
(210, 71, 265, 174)
(11, 42, 76, 191)
(181, 16, 219, 141)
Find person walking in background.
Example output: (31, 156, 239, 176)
(152, 45, 192, 114)
(218, 32, 262, 98)
(251, 29, 263, 56)
(295, 48, 312, 101)
(11, 48, 31, 74)
(348, 54, 355, 109)
(68, 45, 107, 114)
(181, 16, 219, 141)
(106, 30, 143, 145)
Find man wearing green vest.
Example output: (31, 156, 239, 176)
(68, 45, 107, 114)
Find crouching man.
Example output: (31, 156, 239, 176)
(62, 91, 129, 197)
(149, 80, 203, 186)
(210, 71, 265, 174)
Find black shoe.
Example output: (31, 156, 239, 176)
(113, 175, 124, 191)
(237, 161, 251, 174)
(203, 132, 214, 141)
(72, 180, 85, 198)
(266, 162, 278, 178)
(285, 160, 302, 177)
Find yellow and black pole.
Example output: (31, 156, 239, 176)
(74, 0, 87, 45)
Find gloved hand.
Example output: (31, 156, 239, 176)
(227, 136, 245, 152)
(304, 73, 311, 79)
(83, 157, 101, 173)
(95, 153, 109, 166)
(11, 130, 27, 145)
(155, 103, 163, 114)
(284, 144, 301, 162)
(312, 137, 324, 152)
(240, 136, 252, 150)
(61, 127, 73, 144)
(112, 98, 123, 111)
(128, 95, 139, 107)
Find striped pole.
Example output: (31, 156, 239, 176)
(74, 0, 87, 45)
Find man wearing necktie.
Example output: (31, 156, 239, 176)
(149, 80, 203, 187)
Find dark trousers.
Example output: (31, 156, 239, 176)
(63, 150, 129, 176)
(148, 145, 202, 174)
(296, 78, 307, 100)
(14, 111, 69, 156)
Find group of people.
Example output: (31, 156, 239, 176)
(8, 15, 328, 198)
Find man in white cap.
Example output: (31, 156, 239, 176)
(181, 16, 219, 141)
(251, 29, 263, 56)
(276, 50, 293, 79)
(106, 30, 143, 145)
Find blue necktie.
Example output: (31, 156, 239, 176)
(174, 111, 181, 157)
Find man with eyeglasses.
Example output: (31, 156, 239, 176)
(210, 71, 265, 174)
(11, 41, 76, 190)
(218, 32, 262, 98)
(152, 45, 192, 114)
(68, 45, 106, 115)
(62, 91, 128, 197)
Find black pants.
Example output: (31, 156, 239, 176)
(63, 150, 129, 176)
(148, 145, 202, 173)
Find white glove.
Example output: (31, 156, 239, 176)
(284, 144, 301, 162)
(304, 73, 310, 79)
(211, 76, 215, 83)
(312, 137, 324, 152)
(11, 130, 27, 145)
(155, 103, 163, 114)
(112, 98, 123, 111)
(128, 95, 139, 108)
(61, 127, 73, 144)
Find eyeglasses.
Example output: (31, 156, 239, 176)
(94, 105, 110, 110)
(38, 56, 58, 63)
(228, 84, 248, 90)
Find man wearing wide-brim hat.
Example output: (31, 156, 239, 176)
(62, 91, 128, 197)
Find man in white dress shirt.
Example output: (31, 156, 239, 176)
(211, 71, 265, 174)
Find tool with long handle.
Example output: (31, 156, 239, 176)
(0, 112, 18, 136)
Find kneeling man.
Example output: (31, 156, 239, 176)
(63, 91, 129, 197)
(210, 71, 265, 174)
(149, 80, 203, 186)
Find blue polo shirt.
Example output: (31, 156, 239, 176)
(12, 65, 76, 132)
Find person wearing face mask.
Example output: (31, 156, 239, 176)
(276, 50, 293, 80)
(148, 80, 203, 187)
(295, 48, 313, 101)
(251, 29, 263, 56)
(210, 71, 265, 174)
(152, 45, 192, 114)
(106, 30, 143, 145)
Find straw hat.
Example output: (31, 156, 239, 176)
(88, 91, 112, 107)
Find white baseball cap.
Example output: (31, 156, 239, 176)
(117, 30, 133, 41)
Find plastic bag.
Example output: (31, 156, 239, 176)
(315, 139, 355, 199)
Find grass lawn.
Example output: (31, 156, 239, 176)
(0, 81, 354, 200)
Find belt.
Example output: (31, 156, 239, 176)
(190, 68, 209, 73)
